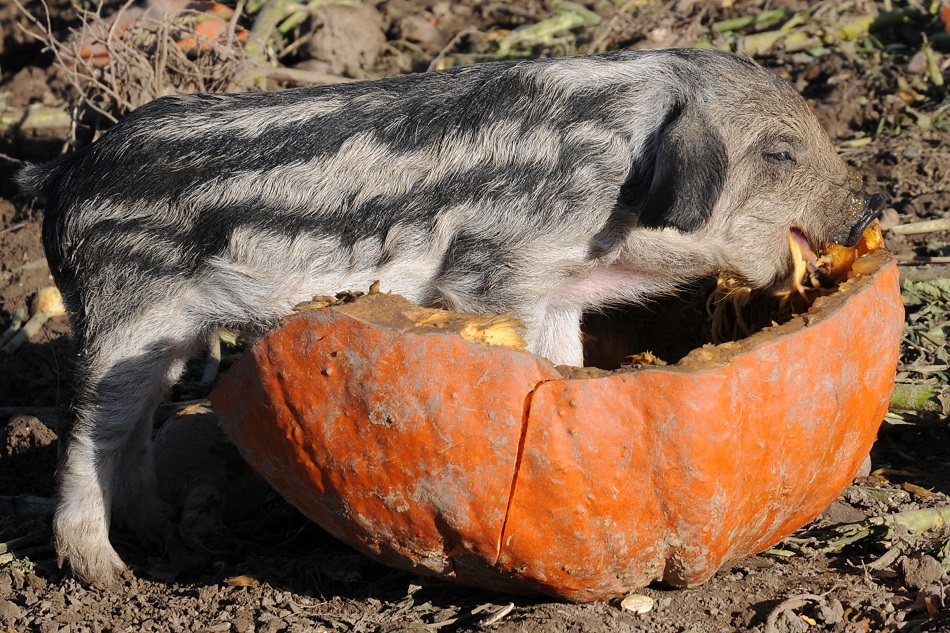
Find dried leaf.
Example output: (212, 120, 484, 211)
(901, 278, 950, 306)
(223, 574, 259, 587)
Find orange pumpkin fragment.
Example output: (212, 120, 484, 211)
(815, 220, 884, 282)
(211, 247, 903, 601)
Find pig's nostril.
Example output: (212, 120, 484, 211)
(864, 191, 885, 215)
(829, 190, 885, 247)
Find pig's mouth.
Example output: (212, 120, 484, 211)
(788, 187, 885, 286)
(788, 226, 837, 288)
(828, 190, 886, 247)
(788, 227, 818, 269)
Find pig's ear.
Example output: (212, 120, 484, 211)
(621, 103, 728, 233)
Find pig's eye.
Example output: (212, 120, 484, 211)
(764, 150, 795, 164)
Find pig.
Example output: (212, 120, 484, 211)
(17, 48, 883, 586)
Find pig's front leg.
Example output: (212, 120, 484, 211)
(524, 305, 585, 367)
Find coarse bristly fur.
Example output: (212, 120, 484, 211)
(17, 48, 883, 587)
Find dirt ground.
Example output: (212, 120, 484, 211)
(2, 0, 950, 631)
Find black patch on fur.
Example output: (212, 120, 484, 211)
(424, 231, 511, 308)
(621, 102, 727, 233)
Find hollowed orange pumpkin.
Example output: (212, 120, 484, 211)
(210, 248, 903, 602)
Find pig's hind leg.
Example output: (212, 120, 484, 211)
(54, 289, 211, 586)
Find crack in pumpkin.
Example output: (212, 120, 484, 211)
(494, 378, 555, 565)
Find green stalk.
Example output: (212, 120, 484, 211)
(244, 0, 291, 65)
(0, 106, 72, 132)
(889, 383, 950, 416)
(712, 10, 794, 34)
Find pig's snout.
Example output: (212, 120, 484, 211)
(829, 189, 885, 247)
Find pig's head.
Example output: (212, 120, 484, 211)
(621, 51, 884, 291)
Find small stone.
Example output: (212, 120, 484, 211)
(27, 573, 48, 592)
(878, 207, 901, 232)
(432, 2, 452, 18)
(0, 598, 25, 624)
(822, 499, 867, 525)
(293, 59, 334, 76)
(816, 598, 844, 625)
(900, 555, 944, 590)
(775, 611, 809, 633)
(394, 14, 442, 47)
(913, 584, 944, 613)
(21, 587, 37, 606)
(1, 415, 58, 457)
(907, 51, 928, 75)
(260, 620, 287, 633)
(307, 4, 386, 76)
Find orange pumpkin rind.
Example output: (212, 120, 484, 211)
(211, 247, 903, 602)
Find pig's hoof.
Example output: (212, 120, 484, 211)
(54, 516, 128, 588)
(61, 542, 128, 588)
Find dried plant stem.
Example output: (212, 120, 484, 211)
(0, 399, 210, 429)
(245, 0, 290, 64)
(889, 383, 950, 416)
(0, 312, 53, 354)
(872, 507, 950, 533)
(495, 1, 601, 56)
(897, 256, 950, 265)
(0, 105, 72, 133)
(200, 334, 223, 385)
(890, 218, 950, 235)
(712, 10, 794, 34)
(729, 7, 928, 57)
(764, 594, 826, 633)
(13, 0, 251, 121)
(429, 28, 483, 72)
(0, 307, 28, 349)
(225, 0, 245, 50)
(245, 64, 353, 85)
